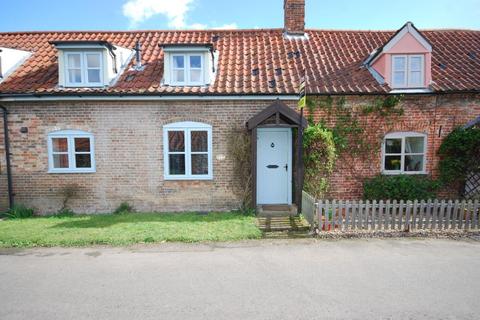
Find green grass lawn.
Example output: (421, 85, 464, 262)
(0, 212, 262, 247)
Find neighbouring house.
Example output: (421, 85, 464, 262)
(0, 0, 479, 214)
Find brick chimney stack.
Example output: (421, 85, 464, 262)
(284, 0, 305, 36)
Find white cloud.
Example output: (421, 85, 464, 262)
(212, 23, 238, 30)
(122, 0, 238, 30)
(123, 0, 194, 28)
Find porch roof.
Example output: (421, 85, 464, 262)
(246, 100, 308, 130)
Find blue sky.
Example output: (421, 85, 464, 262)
(1, 0, 479, 32)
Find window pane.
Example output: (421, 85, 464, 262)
(68, 69, 82, 83)
(410, 56, 422, 71)
(191, 131, 208, 152)
(190, 55, 202, 68)
(168, 131, 184, 152)
(173, 56, 184, 68)
(405, 137, 424, 153)
(53, 154, 69, 168)
(169, 154, 185, 175)
(86, 54, 100, 68)
(75, 154, 92, 168)
(192, 154, 208, 175)
(190, 69, 202, 83)
(385, 155, 401, 171)
(75, 138, 91, 152)
(385, 138, 401, 153)
(67, 54, 81, 68)
(87, 69, 101, 83)
(52, 138, 68, 152)
(404, 155, 424, 172)
(393, 56, 405, 71)
(173, 70, 185, 82)
(409, 71, 422, 86)
(393, 71, 405, 86)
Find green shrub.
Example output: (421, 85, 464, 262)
(5, 204, 35, 219)
(55, 208, 75, 217)
(363, 175, 440, 201)
(438, 126, 480, 185)
(303, 124, 337, 198)
(114, 202, 134, 215)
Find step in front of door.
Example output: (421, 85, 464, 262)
(256, 216, 310, 232)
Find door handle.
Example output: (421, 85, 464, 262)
(266, 165, 279, 169)
(284, 164, 288, 171)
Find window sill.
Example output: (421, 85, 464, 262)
(164, 175, 213, 181)
(382, 171, 427, 175)
(48, 168, 96, 174)
(389, 88, 431, 94)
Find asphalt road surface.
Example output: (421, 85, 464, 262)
(1, 238, 479, 320)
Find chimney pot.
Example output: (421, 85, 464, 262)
(284, 0, 305, 36)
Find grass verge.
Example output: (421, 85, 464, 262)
(0, 212, 262, 247)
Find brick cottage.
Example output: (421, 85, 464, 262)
(0, 0, 479, 213)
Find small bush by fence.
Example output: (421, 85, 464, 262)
(302, 192, 479, 232)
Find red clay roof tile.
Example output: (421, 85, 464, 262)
(0, 28, 479, 95)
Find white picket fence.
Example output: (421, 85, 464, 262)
(302, 194, 480, 232)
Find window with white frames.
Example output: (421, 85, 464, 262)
(48, 130, 95, 173)
(171, 54, 204, 85)
(163, 122, 212, 180)
(382, 132, 427, 174)
(65, 52, 103, 87)
(392, 55, 424, 88)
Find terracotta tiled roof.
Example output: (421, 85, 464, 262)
(0, 28, 479, 95)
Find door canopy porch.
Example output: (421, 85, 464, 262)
(246, 100, 307, 212)
(247, 100, 307, 130)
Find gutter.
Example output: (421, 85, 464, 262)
(0, 105, 13, 209)
(0, 90, 478, 102)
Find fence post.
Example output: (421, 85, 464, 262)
(431, 199, 438, 230)
(474, 200, 479, 230)
(412, 200, 418, 231)
(345, 200, 351, 231)
(438, 200, 446, 230)
(398, 200, 404, 230)
(405, 200, 412, 232)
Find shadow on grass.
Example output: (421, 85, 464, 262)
(49, 212, 248, 229)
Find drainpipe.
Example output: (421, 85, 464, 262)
(0, 105, 13, 209)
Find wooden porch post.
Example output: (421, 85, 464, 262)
(251, 127, 257, 208)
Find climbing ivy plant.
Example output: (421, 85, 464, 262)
(303, 124, 336, 199)
(438, 126, 480, 186)
(303, 95, 404, 196)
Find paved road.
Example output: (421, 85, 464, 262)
(1, 238, 480, 320)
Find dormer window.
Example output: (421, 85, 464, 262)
(50, 40, 134, 88)
(171, 54, 204, 85)
(161, 44, 217, 87)
(392, 55, 424, 88)
(365, 22, 432, 92)
(65, 52, 103, 86)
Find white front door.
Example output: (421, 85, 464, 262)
(257, 128, 292, 205)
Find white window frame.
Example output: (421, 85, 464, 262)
(48, 130, 96, 173)
(64, 51, 103, 87)
(382, 132, 427, 175)
(170, 53, 204, 86)
(391, 54, 424, 88)
(163, 121, 212, 180)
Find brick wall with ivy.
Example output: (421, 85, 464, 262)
(305, 93, 480, 199)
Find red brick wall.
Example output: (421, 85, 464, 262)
(0, 100, 289, 214)
(0, 114, 7, 212)
(306, 94, 480, 200)
(284, 0, 305, 35)
(0, 94, 478, 214)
